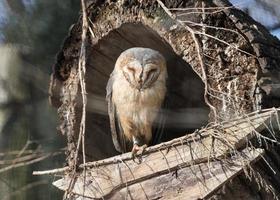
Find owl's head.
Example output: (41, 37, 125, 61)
(115, 47, 167, 90)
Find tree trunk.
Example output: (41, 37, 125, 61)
(48, 0, 280, 199)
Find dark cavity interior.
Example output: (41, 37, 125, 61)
(84, 23, 209, 161)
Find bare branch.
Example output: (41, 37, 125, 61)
(0, 152, 62, 174)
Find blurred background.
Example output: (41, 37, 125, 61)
(0, 0, 278, 199)
(0, 0, 79, 199)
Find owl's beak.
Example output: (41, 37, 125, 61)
(136, 85, 142, 91)
(136, 79, 143, 91)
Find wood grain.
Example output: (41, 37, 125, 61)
(52, 109, 279, 199)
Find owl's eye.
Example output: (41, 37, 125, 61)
(127, 67, 135, 73)
(145, 68, 158, 81)
(147, 68, 157, 76)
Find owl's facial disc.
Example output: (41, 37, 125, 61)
(122, 60, 161, 90)
(141, 63, 160, 89)
(122, 61, 143, 90)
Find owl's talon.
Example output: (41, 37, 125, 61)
(131, 144, 147, 161)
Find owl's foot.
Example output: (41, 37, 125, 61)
(131, 144, 147, 160)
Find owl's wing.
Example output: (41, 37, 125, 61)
(106, 73, 127, 153)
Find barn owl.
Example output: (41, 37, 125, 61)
(106, 47, 167, 156)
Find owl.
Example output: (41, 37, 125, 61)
(106, 47, 167, 156)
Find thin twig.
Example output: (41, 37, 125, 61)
(33, 166, 69, 175)
(156, 0, 218, 121)
(168, 5, 234, 11)
(64, 0, 89, 199)
(0, 152, 61, 174)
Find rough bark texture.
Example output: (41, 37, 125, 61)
(49, 0, 280, 199)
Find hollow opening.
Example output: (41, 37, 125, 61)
(84, 23, 209, 161)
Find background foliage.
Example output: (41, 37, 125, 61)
(0, 0, 79, 199)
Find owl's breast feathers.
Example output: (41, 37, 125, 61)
(112, 75, 166, 110)
(112, 74, 166, 139)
